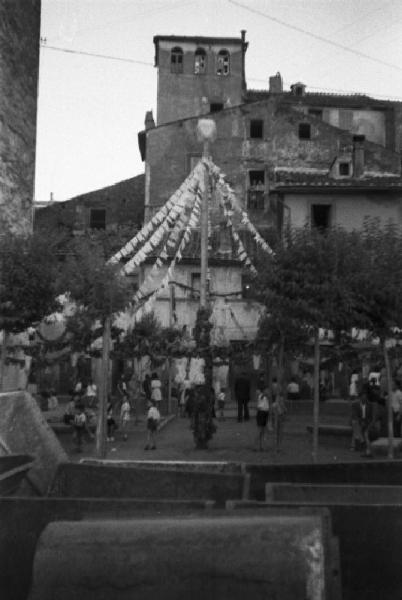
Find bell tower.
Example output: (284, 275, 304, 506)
(153, 32, 248, 125)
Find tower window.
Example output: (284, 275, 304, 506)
(216, 49, 230, 76)
(339, 162, 350, 176)
(194, 48, 207, 74)
(210, 102, 223, 113)
(311, 204, 331, 230)
(171, 46, 183, 74)
(89, 208, 106, 229)
(298, 123, 311, 140)
(250, 119, 264, 138)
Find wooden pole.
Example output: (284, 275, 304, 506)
(312, 330, 320, 463)
(383, 339, 394, 459)
(0, 331, 8, 392)
(200, 140, 209, 309)
(96, 315, 111, 458)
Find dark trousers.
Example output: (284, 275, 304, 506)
(237, 398, 250, 422)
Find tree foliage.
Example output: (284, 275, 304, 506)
(0, 232, 61, 333)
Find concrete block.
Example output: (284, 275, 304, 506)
(29, 514, 330, 600)
(0, 391, 68, 495)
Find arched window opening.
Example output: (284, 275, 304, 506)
(194, 47, 207, 74)
(171, 46, 183, 74)
(216, 49, 230, 76)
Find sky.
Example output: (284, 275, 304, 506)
(35, 0, 402, 202)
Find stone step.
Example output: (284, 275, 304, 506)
(306, 424, 352, 437)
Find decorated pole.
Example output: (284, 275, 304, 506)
(197, 119, 216, 308)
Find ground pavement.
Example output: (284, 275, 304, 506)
(53, 399, 390, 465)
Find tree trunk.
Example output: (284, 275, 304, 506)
(277, 334, 285, 393)
(383, 339, 394, 460)
(312, 331, 320, 464)
(96, 316, 111, 458)
(0, 331, 8, 392)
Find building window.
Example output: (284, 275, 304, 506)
(311, 204, 331, 230)
(210, 102, 224, 113)
(339, 162, 350, 176)
(247, 170, 265, 210)
(339, 109, 353, 130)
(308, 108, 323, 119)
(171, 46, 183, 74)
(190, 273, 201, 298)
(250, 119, 264, 139)
(194, 47, 207, 74)
(89, 208, 106, 229)
(298, 123, 311, 140)
(216, 49, 230, 75)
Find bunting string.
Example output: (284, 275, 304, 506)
(109, 162, 204, 265)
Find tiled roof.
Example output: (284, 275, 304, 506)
(245, 89, 397, 108)
(273, 169, 402, 189)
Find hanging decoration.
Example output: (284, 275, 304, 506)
(208, 160, 274, 256)
(108, 161, 204, 267)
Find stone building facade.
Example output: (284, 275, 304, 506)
(0, 0, 41, 234)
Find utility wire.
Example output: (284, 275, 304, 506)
(41, 44, 153, 67)
(40, 45, 402, 102)
(228, 0, 402, 72)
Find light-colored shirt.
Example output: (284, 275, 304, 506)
(257, 393, 269, 412)
(147, 406, 160, 422)
(391, 390, 402, 413)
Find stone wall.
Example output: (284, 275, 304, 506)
(0, 0, 41, 234)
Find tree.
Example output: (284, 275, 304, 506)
(352, 220, 402, 459)
(0, 232, 61, 391)
(56, 235, 135, 458)
(257, 226, 363, 462)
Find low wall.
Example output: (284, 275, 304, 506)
(0, 496, 215, 600)
(247, 460, 402, 501)
(227, 500, 402, 600)
(266, 483, 402, 504)
(50, 462, 246, 505)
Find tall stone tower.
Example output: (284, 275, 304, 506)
(0, 0, 41, 234)
(153, 32, 248, 125)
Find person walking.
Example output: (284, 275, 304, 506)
(120, 392, 131, 441)
(151, 372, 162, 413)
(73, 403, 87, 453)
(217, 387, 226, 421)
(255, 387, 270, 451)
(391, 381, 402, 438)
(85, 379, 97, 408)
(145, 400, 161, 450)
(106, 401, 116, 442)
(272, 393, 287, 454)
(234, 375, 250, 422)
(357, 391, 373, 457)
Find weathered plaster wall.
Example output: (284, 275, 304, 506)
(156, 40, 244, 125)
(146, 98, 400, 224)
(285, 192, 402, 230)
(0, 0, 41, 234)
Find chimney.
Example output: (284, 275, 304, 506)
(353, 134, 365, 178)
(145, 110, 155, 130)
(290, 82, 306, 97)
(269, 72, 283, 94)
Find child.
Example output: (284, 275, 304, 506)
(73, 403, 87, 452)
(63, 392, 76, 425)
(255, 387, 270, 451)
(107, 401, 116, 441)
(48, 389, 59, 411)
(120, 392, 131, 441)
(145, 400, 161, 450)
(272, 393, 287, 454)
(217, 388, 226, 421)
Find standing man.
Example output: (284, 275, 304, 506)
(391, 381, 402, 438)
(234, 374, 250, 422)
(358, 391, 373, 458)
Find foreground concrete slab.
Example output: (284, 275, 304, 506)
(0, 391, 68, 495)
(29, 514, 332, 600)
